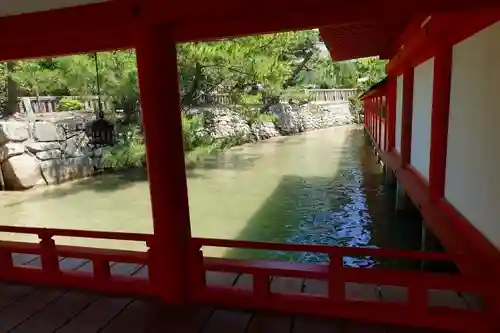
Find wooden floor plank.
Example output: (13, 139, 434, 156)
(55, 296, 132, 333)
(459, 292, 487, 310)
(246, 312, 293, 333)
(59, 258, 92, 272)
(110, 262, 142, 277)
(345, 283, 380, 301)
(0, 284, 35, 312)
(12, 254, 39, 266)
(99, 299, 162, 333)
(379, 286, 407, 303)
(303, 279, 328, 296)
(202, 309, 252, 333)
(271, 277, 304, 294)
(344, 321, 387, 333)
(132, 264, 149, 279)
(9, 292, 97, 333)
(428, 290, 467, 309)
(233, 274, 253, 290)
(0, 288, 64, 332)
(293, 316, 343, 333)
(149, 306, 213, 333)
(205, 271, 239, 287)
(0, 256, 98, 332)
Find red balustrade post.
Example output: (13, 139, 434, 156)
(93, 259, 111, 281)
(136, 24, 192, 305)
(328, 252, 344, 301)
(189, 241, 206, 299)
(408, 284, 428, 314)
(0, 249, 13, 272)
(39, 232, 59, 274)
(253, 272, 270, 303)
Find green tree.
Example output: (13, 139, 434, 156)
(354, 57, 387, 92)
(12, 61, 63, 112)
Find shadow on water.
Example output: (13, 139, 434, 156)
(221, 129, 424, 268)
(4, 169, 149, 208)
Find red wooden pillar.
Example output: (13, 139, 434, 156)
(377, 95, 384, 150)
(400, 68, 414, 167)
(387, 77, 397, 152)
(428, 47, 453, 202)
(366, 98, 372, 134)
(364, 100, 367, 129)
(136, 24, 192, 304)
(370, 98, 374, 136)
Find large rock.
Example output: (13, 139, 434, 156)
(0, 142, 25, 162)
(35, 149, 62, 161)
(204, 107, 251, 140)
(1, 154, 41, 190)
(40, 156, 94, 185)
(251, 121, 279, 140)
(33, 121, 65, 142)
(0, 121, 29, 145)
(63, 132, 90, 157)
(25, 141, 62, 153)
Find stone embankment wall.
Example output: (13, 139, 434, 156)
(195, 101, 354, 142)
(0, 101, 354, 190)
(0, 112, 102, 190)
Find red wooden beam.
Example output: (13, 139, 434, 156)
(0, 0, 497, 61)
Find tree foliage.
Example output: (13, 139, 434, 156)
(0, 30, 387, 115)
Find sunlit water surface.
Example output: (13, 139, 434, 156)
(0, 126, 421, 266)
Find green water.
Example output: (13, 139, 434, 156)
(0, 126, 420, 264)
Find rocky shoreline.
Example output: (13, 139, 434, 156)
(192, 102, 354, 144)
(0, 102, 354, 191)
(0, 112, 103, 190)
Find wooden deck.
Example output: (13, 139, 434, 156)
(0, 253, 482, 333)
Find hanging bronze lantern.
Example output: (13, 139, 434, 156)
(89, 117, 115, 146)
(88, 52, 115, 146)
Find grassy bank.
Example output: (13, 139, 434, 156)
(102, 117, 251, 171)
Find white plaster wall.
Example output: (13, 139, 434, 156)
(395, 74, 404, 153)
(445, 21, 500, 248)
(410, 58, 434, 180)
(0, 0, 105, 17)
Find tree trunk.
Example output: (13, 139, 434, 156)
(5, 61, 18, 117)
(181, 62, 202, 108)
(283, 51, 314, 89)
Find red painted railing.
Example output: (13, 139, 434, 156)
(190, 238, 497, 333)
(0, 226, 154, 296)
(0, 225, 497, 331)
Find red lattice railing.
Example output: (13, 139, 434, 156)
(0, 226, 154, 296)
(190, 238, 498, 333)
